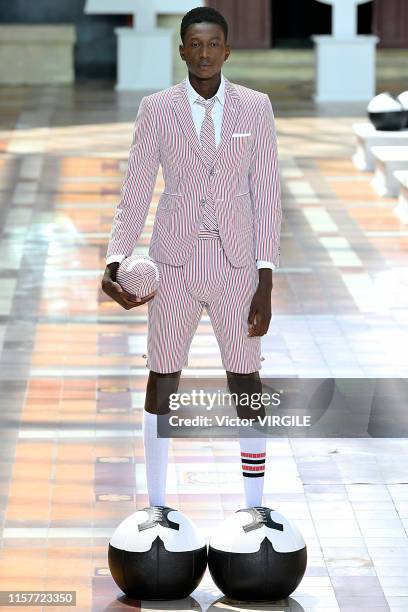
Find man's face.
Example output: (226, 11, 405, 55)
(180, 22, 230, 80)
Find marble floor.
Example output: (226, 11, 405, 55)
(0, 82, 407, 612)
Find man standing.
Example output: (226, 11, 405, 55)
(102, 7, 281, 512)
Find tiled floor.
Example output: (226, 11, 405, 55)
(0, 82, 407, 612)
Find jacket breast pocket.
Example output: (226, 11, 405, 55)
(228, 133, 252, 163)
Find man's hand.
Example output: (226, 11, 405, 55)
(101, 262, 156, 310)
(248, 272, 273, 337)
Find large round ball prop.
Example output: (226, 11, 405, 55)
(117, 255, 160, 299)
(108, 506, 207, 600)
(397, 91, 408, 129)
(208, 507, 307, 602)
(367, 92, 405, 131)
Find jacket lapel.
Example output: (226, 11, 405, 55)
(212, 77, 241, 166)
(171, 76, 241, 167)
(171, 80, 207, 165)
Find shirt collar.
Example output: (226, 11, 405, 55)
(185, 72, 226, 108)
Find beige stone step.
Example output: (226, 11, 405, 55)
(171, 43, 408, 84)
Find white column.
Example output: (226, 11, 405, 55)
(313, 35, 378, 103)
(115, 27, 173, 90)
(312, 0, 378, 103)
(84, 0, 203, 90)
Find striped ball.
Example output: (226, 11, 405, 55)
(117, 255, 160, 298)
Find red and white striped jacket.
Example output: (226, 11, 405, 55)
(106, 76, 282, 268)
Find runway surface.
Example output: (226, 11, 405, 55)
(0, 83, 407, 611)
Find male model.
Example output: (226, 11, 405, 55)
(102, 7, 282, 512)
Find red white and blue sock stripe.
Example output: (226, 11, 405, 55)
(241, 451, 266, 478)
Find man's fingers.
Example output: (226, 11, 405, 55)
(123, 290, 157, 307)
(247, 303, 256, 336)
(247, 304, 256, 325)
(247, 311, 258, 336)
(103, 277, 156, 309)
(144, 291, 157, 301)
(112, 281, 123, 293)
(247, 313, 271, 337)
(133, 290, 156, 302)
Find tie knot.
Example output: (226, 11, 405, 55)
(196, 96, 216, 112)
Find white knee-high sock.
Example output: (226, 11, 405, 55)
(239, 434, 267, 508)
(142, 410, 170, 507)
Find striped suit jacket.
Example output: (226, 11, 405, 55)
(106, 76, 282, 268)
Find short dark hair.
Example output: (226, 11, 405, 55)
(180, 7, 228, 43)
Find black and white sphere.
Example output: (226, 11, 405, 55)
(208, 507, 307, 602)
(367, 92, 405, 131)
(108, 506, 207, 600)
(397, 91, 408, 128)
(117, 255, 160, 298)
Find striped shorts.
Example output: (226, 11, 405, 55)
(146, 236, 262, 374)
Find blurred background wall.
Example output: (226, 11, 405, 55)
(0, 0, 127, 79)
(0, 0, 407, 87)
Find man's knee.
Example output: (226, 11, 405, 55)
(226, 370, 265, 420)
(144, 370, 182, 415)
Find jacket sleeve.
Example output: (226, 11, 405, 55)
(106, 95, 160, 260)
(248, 94, 282, 267)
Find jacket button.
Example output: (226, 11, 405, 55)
(209, 168, 215, 176)
(200, 198, 206, 206)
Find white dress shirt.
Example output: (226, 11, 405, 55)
(184, 70, 225, 147)
(106, 72, 275, 271)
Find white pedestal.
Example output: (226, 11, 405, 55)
(312, 35, 378, 103)
(115, 27, 173, 91)
(352, 123, 408, 172)
(370, 146, 408, 197)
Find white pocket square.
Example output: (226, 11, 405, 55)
(232, 132, 251, 138)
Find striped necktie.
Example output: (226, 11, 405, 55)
(196, 97, 218, 233)
(196, 96, 217, 158)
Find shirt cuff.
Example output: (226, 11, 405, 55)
(106, 254, 127, 265)
(256, 260, 276, 270)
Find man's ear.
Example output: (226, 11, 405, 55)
(179, 44, 185, 61)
